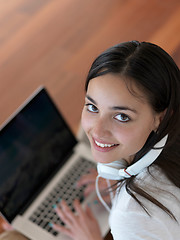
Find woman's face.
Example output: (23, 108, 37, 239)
(81, 74, 163, 164)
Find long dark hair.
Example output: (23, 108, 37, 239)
(85, 41, 180, 219)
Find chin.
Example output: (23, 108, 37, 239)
(91, 152, 117, 164)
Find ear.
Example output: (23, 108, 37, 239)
(153, 109, 167, 131)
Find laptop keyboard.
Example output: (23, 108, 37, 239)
(29, 157, 96, 236)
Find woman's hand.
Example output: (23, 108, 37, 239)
(0, 216, 13, 233)
(51, 199, 103, 240)
(76, 168, 115, 204)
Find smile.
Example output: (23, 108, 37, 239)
(94, 139, 118, 148)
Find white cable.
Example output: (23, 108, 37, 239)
(95, 175, 111, 212)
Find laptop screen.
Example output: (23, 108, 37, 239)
(0, 88, 77, 222)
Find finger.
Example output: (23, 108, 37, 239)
(83, 184, 96, 196)
(73, 199, 85, 217)
(2, 221, 13, 230)
(50, 223, 74, 239)
(53, 202, 75, 226)
(76, 175, 96, 187)
(88, 168, 98, 174)
(54, 206, 72, 226)
(85, 206, 96, 221)
(76, 169, 97, 186)
(60, 200, 77, 224)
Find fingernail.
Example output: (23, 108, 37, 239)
(52, 204, 57, 209)
(48, 222, 53, 228)
(93, 200, 99, 205)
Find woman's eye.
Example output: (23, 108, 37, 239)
(85, 104, 98, 113)
(114, 113, 130, 122)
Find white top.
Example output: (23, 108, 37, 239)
(109, 166, 180, 240)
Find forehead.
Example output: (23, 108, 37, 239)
(86, 74, 148, 106)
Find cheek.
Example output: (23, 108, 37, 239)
(114, 128, 139, 149)
(115, 126, 152, 154)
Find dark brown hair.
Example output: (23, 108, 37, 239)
(85, 41, 180, 219)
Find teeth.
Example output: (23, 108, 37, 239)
(95, 140, 116, 148)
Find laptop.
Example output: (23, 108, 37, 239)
(0, 87, 109, 240)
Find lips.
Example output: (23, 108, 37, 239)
(93, 138, 119, 152)
(94, 140, 117, 148)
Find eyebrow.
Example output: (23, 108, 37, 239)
(85, 95, 137, 114)
(86, 95, 97, 105)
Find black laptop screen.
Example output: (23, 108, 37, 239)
(0, 88, 77, 222)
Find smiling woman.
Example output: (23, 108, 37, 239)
(82, 73, 163, 164)
(52, 41, 180, 240)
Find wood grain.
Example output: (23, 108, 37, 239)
(0, 0, 179, 134)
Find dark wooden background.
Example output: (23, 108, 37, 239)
(0, 0, 180, 135)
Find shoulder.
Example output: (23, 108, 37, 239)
(111, 165, 180, 214)
(109, 166, 180, 240)
(136, 165, 180, 216)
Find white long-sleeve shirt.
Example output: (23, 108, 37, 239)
(109, 166, 180, 240)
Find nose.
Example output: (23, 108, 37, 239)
(93, 116, 111, 139)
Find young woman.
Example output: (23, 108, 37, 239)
(51, 41, 180, 239)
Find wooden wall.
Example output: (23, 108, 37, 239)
(0, 0, 180, 135)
